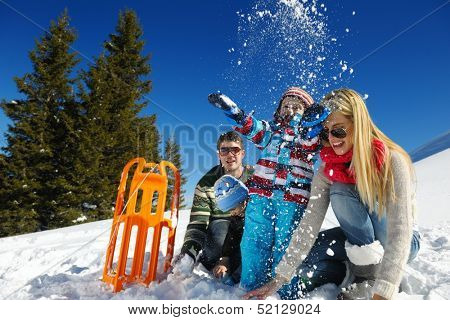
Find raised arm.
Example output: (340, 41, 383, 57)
(208, 93, 273, 149)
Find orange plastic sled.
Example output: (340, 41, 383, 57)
(102, 158, 180, 293)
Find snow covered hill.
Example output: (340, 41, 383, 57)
(410, 131, 450, 163)
(0, 149, 449, 300)
(414, 149, 450, 227)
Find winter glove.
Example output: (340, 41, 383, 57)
(208, 93, 247, 125)
(299, 103, 331, 140)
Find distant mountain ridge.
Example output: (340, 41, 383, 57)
(409, 130, 450, 162)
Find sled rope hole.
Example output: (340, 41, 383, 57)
(105, 166, 157, 252)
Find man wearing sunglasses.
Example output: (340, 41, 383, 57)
(178, 131, 253, 273)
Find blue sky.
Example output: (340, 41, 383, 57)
(1, 0, 449, 205)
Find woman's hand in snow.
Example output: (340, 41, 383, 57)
(242, 275, 287, 300)
(372, 293, 387, 300)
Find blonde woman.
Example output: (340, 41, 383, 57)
(243, 88, 420, 300)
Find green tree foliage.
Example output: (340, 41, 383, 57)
(0, 10, 81, 235)
(0, 9, 162, 237)
(163, 137, 186, 210)
(78, 9, 159, 221)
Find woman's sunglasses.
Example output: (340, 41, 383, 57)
(320, 127, 347, 142)
(218, 147, 241, 156)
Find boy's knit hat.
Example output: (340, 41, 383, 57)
(214, 175, 249, 212)
(282, 87, 314, 107)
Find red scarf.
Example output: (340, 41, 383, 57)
(320, 139, 386, 184)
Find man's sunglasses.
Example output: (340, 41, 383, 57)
(320, 127, 348, 142)
(218, 147, 241, 156)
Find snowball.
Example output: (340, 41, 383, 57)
(345, 240, 384, 265)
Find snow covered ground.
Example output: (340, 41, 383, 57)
(0, 149, 449, 300)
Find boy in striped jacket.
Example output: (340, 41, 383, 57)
(208, 88, 329, 298)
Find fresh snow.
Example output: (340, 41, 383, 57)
(0, 149, 449, 300)
(414, 149, 450, 227)
(226, 0, 351, 107)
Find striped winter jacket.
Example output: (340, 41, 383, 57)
(235, 113, 321, 205)
(181, 164, 254, 260)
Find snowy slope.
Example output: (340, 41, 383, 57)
(0, 150, 449, 300)
(409, 131, 450, 163)
(414, 149, 450, 227)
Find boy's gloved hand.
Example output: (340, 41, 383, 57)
(299, 103, 331, 140)
(208, 93, 246, 125)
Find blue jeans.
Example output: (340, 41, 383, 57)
(281, 182, 422, 299)
(279, 227, 347, 299)
(329, 182, 420, 262)
(240, 194, 305, 291)
(198, 219, 230, 270)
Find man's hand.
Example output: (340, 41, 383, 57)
(213, 265, 228, 278)
(229, 201, 247, 217)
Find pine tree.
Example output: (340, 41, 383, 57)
(163, 137, 186, 210)
(0, 153, 40, 237)
(0, 10, 81, 235)
(134, 115, 161, 162)
(79, 9, 159, 220)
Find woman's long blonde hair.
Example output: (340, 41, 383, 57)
(321, 88, 415, 217)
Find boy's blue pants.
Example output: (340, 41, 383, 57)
(240, 194, 347, 299)
(240, 194, 304, 291)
